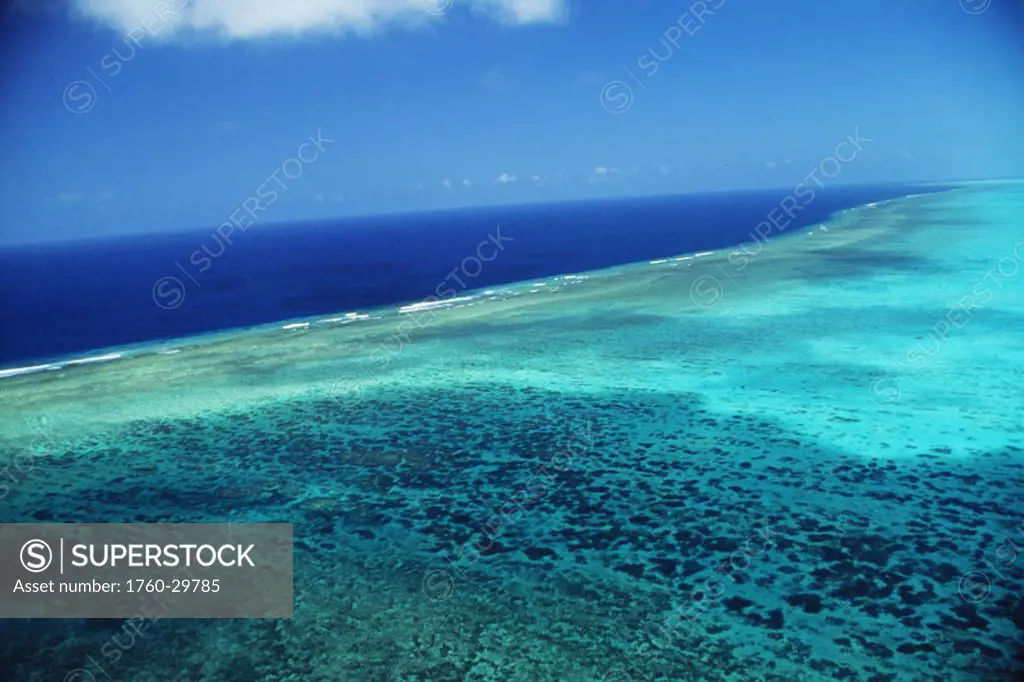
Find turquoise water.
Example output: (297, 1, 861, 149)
(1, 184, 1022, 680)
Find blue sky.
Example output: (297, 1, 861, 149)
(0, 0, 1022, 244)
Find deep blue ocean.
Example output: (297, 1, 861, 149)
(0, 185, 946, 366)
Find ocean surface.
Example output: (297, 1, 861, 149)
(1, 182, 1022, 681)
(0, 184, 947, 368)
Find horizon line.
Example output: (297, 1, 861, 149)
(5, 176, 1020, 249)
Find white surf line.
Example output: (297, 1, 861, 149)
(65, 353, 123, 366)
(399, 295, 475, 313)
(0, 363, 57, 379)
(318, 312, 372, 325)
(1, 352, 126, 379)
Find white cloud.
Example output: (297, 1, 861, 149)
(476, 0, 565, 24)
(588, 165, 623, 183)
(441, 179, 452, 189)
(496, 172, 516, 184)
(462, 178, 472, 187)
(764, 160, 777, 170)
(589, 165, 622, 181)
(657, 164, 672, 174)
(68, 0, 567, 40)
